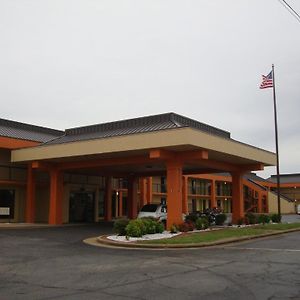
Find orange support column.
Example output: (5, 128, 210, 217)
(231, 172, 245, 224)
(104, 176, 112, 221)
(146, 177, 152, 204)
(211, 180, 217, 208)
(49, 168, 63, 225)
(182, 176, 188, 214)
(127, 177, 138, 219)
(26, 164, 36, 223)
(166, 160, 183, 229)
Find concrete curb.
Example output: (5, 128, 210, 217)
(85, 228, 300, 249)
(0, 223, 93, 230)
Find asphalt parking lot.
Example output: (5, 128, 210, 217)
(0, 222, 300, 300)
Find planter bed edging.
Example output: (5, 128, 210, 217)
(94, 227, 300, 249)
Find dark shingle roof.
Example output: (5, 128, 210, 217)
(268, 173, 300, 184)
(213, 173, 268, 190)
(244, 172, 268, 183)
(45, 113, 231, 145)
(246, 178, 268, 191)
(0, 118, 64, 143)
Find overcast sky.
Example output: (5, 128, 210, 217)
(0, 0, 299, 178)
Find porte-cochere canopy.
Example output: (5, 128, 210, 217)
(11, 113, 276, 227)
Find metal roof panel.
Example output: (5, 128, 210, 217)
(0, 118, 63, 143)
(44, 113, 230, 145)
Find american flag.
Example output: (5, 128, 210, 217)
(260, 71, 273, 89)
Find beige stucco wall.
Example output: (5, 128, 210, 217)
(278, 187, 300, 204)
(152, 195, 163, 204)
(268, 191, 296, 214)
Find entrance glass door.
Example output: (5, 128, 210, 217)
(69, 192, 95, 223)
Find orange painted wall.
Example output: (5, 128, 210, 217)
(0, 136, 39, 149)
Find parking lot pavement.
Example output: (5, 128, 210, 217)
(223, 226, 300, 252)
(282, 213, 300, 223)
(1, 224, 300, 299)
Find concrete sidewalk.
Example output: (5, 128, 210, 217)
(0, 222, 96, 229)
(0, 222, 55, 229)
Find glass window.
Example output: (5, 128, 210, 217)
(161, 177, 167, 193)
(192, 180, 196, 194)
(141, 204, 158, 212)
(0, 190, 15, 219)
(98, 190, 105, 218)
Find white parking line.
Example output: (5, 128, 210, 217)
(226, 246, 300, 252)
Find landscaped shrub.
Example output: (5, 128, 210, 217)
(155, 222, 165, 233)
(237, 218, 244, 225)
(185, 213, 199, 223)
(177, 222, 189, 232)
(257, 214, 271, 224)
(125, 218, 166, 237)
(113, 218, 130, 236)
(195, 217, 209, 230)
(170, 224, 178, 233)
(270, 214, 282, 223)
(185, 220, 195, 231)
(125, 219, 146, 237)
(245, 213, 257, 225)
(215, 213, 227, 225)
(141, 218, 157, 234)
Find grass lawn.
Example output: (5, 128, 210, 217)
(141, 223, 300, 245)
(255, 223, 300, 230)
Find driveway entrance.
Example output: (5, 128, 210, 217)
(0, 226, 299, 299)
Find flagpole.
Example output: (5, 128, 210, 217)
(272, 64, 281, 218)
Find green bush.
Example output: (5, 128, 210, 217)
(125, 218, 166, 237)
(185, 213, 199, 223)
(257, 214, 271, 224)
(113, 218, 130, 236)
(195, 217, 209, 230)
(245, 213, 258, 224)
(125, 219, 146, 237)
(215, 213, 227, 225)
(155, 222, 165, 233)
(270, 214, 282, 223)
(141, 218, 157, 234)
